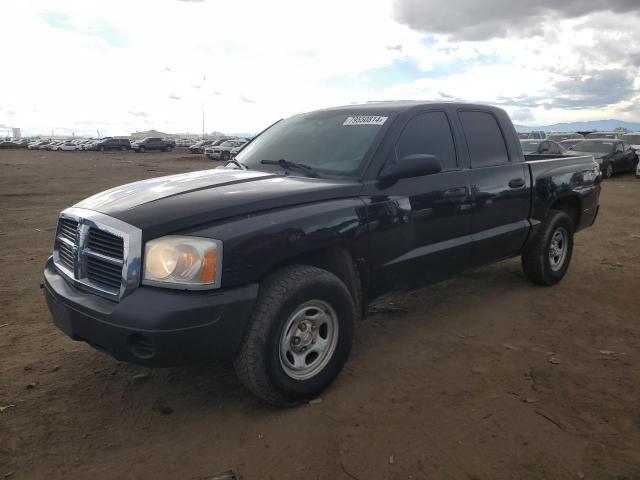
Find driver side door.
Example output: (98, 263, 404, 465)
(364, 110, 473, 297)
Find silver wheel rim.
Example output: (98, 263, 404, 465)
(279, 300, 339, 380)
(549, 227, 568, 271)
(606, 164, 612, 177)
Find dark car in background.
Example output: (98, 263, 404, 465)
(0, 140, 22, 149)
(520, 139, 568, 155)
(92, 138, 131, 152)
(570, 139, 637, 178)
(132, 137, 174, 152)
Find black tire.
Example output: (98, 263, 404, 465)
(602, 162, 613, 179)
(121, 146, 126, 151)
(522, 209, 574, 286)
(221, 151, 230, 161)
(99, 146, 105, 152)
(139, 146, 146, 153)
(233, 265, 356, 407)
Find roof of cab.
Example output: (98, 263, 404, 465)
(315, 100, 506, 114)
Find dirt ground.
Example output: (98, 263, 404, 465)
(1, 148, 639, 480)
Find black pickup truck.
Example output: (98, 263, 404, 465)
(44, 102, 600, 406)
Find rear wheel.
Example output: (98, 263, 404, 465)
(234, 265, 355, 407)
(121, 146, 126, 151)
(522, 209, 574, 286)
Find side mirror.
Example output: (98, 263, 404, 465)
(379, 154, 442, 182)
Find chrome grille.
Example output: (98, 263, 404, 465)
(87, 228, 124, 259)
(86, 228, 124, 290)
(52, 208, 142, 301)
(57, 239, 75, 271)
(58, 218, 79, 243)
(87, 256, 122, 290)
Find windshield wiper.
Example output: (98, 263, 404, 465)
(225, 159, 248, 170)
(260, 159, 319, 178)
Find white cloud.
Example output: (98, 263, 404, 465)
(0, 0, 639, 136)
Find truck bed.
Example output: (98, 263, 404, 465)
(524, 153, 600, 232)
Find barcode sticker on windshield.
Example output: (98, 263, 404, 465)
(343, 116, 388, 126)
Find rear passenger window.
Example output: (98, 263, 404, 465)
(396, 111, 457, 170)
(459, 111, 509, 167)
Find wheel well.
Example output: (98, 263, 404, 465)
(265, 247, 365, 318)
(550, 195, 580, 231)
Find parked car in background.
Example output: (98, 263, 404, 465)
(230, 142, 249, 158)
(621, 132, 640, 152)
(82, 140, 99, 150)
(206, 139, 248, 160)
(91, 138, 131, 152)
(189, 138, 231, 154)
(570, 139, 637, 178)
(188, 140, 215, 154)
(0, 140, 22, 149)
(59, 141, 82, 151)
(27, 141, 40, 149)
(132, 137, 174, 152)
(45, 141, 65, 151)
(547, 133, 584, 142)
(518, 132, 530, 139)
(559, 139, 584, 150)
(28, 140, 51, 150)
(585, 131, 619, 139)
(520, 139, 568, 155)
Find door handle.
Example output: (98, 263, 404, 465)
(508, 178, 526, 188)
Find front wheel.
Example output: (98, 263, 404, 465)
(602, 162, 613, 179)
(234, 265, 356, 407)
(522, 209, 574, 286)
(221, 151, 230, 161)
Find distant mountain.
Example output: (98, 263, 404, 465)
(514, 119, 640, 133)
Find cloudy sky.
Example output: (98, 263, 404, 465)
(1, 0, 639, 136)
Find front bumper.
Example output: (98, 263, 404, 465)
(43, 257, 258, 366)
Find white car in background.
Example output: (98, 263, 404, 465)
(59, 141, 81, 151)
(205, 139, 249, 160)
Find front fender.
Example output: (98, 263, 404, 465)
(182, 198, 369, 289)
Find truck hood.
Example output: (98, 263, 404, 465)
(74, 168, 362, 238)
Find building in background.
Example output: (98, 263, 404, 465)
(12, 128, 21, 139)
(130, 129, 168, 140)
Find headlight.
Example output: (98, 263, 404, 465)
(143, 236, 222, 289)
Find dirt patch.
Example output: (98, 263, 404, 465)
(1, 148, 639, 479)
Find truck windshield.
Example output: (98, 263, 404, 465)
(236, 110, 394, 177)
(571, 141, 614, 154)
